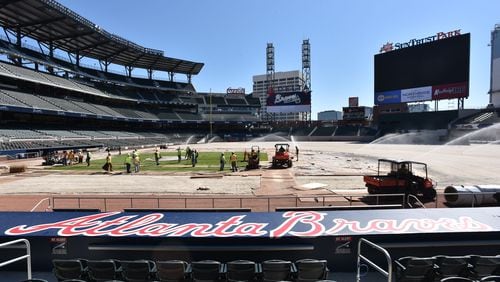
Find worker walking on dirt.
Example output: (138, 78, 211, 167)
(230, 152, 238, 172)
(177, 147, 182, 162)
(219, 153, 226, 171)
(295, 146, 299, 161)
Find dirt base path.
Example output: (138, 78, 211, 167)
(256, 169, 297, 196)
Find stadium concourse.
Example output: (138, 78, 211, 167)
(1, 140, 500, 212)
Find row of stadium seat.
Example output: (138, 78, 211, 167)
(51, 258, 329, 282)
(1, 86, 257, 122)
(0, 38, 192, 93)
(286, 126, 377, 137)
(394, 255, 500, 281)
(0, 58, 256, 109)
(0, 88, 206, 121)
(0, 130, 173, 140)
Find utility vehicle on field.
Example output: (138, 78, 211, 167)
(363, 159, 436, 199)
(271, 143, 293, 168)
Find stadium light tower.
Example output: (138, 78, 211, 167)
(266, 43, 275, 86)
(266, 43, 275, 120)
(302, 39, 311, 91)
(302, 39, 312, 121)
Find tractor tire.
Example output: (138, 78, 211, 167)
(423, 188, 437, 200)
(367, 185, 378, 194)
(408, 182, 419, 196)
(288, 160, 293, 168)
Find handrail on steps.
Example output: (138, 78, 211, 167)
(0, 239, 32, 280)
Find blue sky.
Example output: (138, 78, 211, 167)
(59, 0, 499, 118)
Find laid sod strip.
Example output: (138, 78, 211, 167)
(51, 151, 268, 172)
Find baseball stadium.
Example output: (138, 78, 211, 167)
(0, 1, 499, 282)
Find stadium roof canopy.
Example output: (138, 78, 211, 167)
(0, 0, 204, 75)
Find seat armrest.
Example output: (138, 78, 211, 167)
(394, 260, 406, 271)
(291, 263, 297, 273)
(219, 263, 226, 273)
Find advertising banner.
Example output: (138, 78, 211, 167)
(432, 82, 468, 100)
(1, 208, 498, 238)
(375, 82, 467, 105)
(375, 90, 402, 105)
(401, 86, 432, 103)
(267, 91, 311, 113)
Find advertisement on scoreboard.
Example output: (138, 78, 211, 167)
(267, 90, 311, 113)
(375, 82, 468, 105)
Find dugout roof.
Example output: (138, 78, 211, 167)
(0, 0, 204, 75)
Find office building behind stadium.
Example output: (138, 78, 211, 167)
(491, 24, 500, 107)
(252, 71, 310, 121)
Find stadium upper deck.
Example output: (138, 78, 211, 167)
(0, 0, 203, 77)
(0, 0, 263, 156)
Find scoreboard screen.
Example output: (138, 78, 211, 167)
(374, 33, 470, 105)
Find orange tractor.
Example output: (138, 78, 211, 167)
(271, 143, 293, 168)
(246, 145, 260, 170)
(363, 159, 436, 199)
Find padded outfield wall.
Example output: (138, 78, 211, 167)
(0, 208, 499, 272)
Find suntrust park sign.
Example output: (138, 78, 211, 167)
(380, 29, 461, 53)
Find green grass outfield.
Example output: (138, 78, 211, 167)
(53, 151, 268, 172)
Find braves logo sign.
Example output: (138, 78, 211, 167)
(4, 212, 492, 238)
(274, 93, 302, 105)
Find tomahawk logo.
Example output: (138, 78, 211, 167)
(380, 42, 393, 53)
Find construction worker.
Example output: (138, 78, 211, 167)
(295, 146, 299, 161)
(85, 151, 91, 166)
(219, 153, 226, 171)
(177, 147, 182, 163)
(133, 154, 140, 173)
(191, 150, 197, 167)
(230, 152, 238, 172)
(68, 150, 74, 166)
(398, 163, 410, 175)
(105, 153, 113, 172)
(154, 149, 161, 165)
(124, 153, 132, 173)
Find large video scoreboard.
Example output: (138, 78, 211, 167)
(374, 33, 470, 105)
